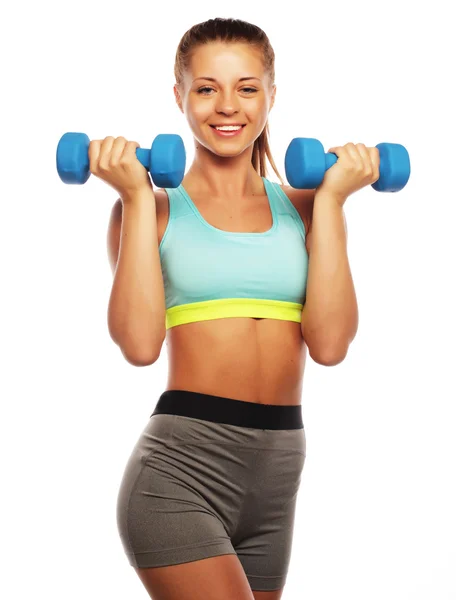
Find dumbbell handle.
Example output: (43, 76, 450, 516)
(135, 148, 151, 170)
(325, 153, 338, 171)
(316, 146, 399, 191)
(319, 147, 384, 175)
(120, 136, 187, 187)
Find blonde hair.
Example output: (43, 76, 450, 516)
(174, 17, 284, 185)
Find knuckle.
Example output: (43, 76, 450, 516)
(120, 142, 138, 165)
(108, 154, 120, 167)
(88, 140, 99, 156)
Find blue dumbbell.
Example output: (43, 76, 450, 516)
(56, 132, 186, 188)
(285, 138, 410, 192)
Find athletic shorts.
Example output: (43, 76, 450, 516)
(116, 389, 306, 592)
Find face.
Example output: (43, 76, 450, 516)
(174, 41, 276, 157)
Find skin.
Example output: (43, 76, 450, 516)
(105, 41, 376, 400)
(173, 41, 277, 202)
(108, 39, 379, 600)
(153, 41, 310, 406)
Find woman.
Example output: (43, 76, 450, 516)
(91, 17, 379, 600)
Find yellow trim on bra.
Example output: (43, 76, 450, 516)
(165, 298, 303, 330)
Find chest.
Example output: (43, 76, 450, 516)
(155, 188, 306, 245)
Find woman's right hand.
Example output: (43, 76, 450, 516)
(88, 136, 153, 199)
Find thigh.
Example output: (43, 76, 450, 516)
(234, 445, 306, 593)
(116, 419, 239, 568)
(252, 592, 284, 600)
(134, 554, 255, 600)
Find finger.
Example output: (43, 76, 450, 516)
(329, 144, 358, 168)
(344, 142, 362, 167)
(88, 140, 101, 173)
(367, 146, 380, 181)
(109, 136, 128, 166)
(355, 143, 374, 177)
(120, 141, 140, 166)
(99, 136, 115, 170)
(327, 146, 341, 156)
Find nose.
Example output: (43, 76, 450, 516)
(215, 90, 240, 116)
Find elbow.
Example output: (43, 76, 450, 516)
(122, 348, 158, 367)
(108, 324, 165, 367)
(304, 322, 357, 367)
(120, 338, 164, 367)
(309, 343, 349, 366)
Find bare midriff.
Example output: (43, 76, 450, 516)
(155, 184, 308, 407)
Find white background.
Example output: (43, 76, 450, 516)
(2, 1, 455, 599)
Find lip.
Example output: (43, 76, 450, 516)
(210, 124, 246, 138)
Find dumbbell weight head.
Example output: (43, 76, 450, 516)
(372, 143, 410, 192)
(57, 132, 91, 184)
(285, 138, 327, 190)
(56, 132, 186, 188)
(149, 134, 186, 188)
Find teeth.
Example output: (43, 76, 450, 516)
(215, 126, 242, 131)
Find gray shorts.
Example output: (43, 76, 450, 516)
(116, 390, 306, 592)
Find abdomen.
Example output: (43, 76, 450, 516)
(164, 318, 307, 405)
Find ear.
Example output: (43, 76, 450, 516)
(270, 84, 276, 110)
(174, 84, 184, 113)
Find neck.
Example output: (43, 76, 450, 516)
(182, 142, 265, 202)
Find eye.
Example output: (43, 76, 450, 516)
(197, 87, 214, 95)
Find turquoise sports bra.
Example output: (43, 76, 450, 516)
(160, 177, 308, 330)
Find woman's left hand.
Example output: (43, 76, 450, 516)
(316, 143, 380, 207)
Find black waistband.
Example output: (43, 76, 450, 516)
(152, 390, 303, 430)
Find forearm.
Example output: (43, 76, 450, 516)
(301, 192, 358, 363)
(108, 189, 166, 362)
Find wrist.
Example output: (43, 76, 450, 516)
(314, 188, 347, 208)
(121, 185, 156, 206)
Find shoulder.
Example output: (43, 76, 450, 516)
(153, 188, 170, 216)
(154, 187, 168, 203)
(278, 184, 315, 235)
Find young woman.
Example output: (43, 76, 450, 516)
(91, 17, 379, 600)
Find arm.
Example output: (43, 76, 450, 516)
(301, 190, 358, 366)
(107, 188, 167, 366)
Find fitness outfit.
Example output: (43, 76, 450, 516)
(116, 178, 309, 591)
(160, 176, 308, 329)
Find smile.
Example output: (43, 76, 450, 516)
(210, 125, 246, 137)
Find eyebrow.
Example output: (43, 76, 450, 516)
(193, 77, 261, 83)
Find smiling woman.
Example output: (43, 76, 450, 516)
(111, 16, 335, 600)
(172, 25, 282, 184)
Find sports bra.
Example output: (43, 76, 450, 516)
(159, 177, 308, 330)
